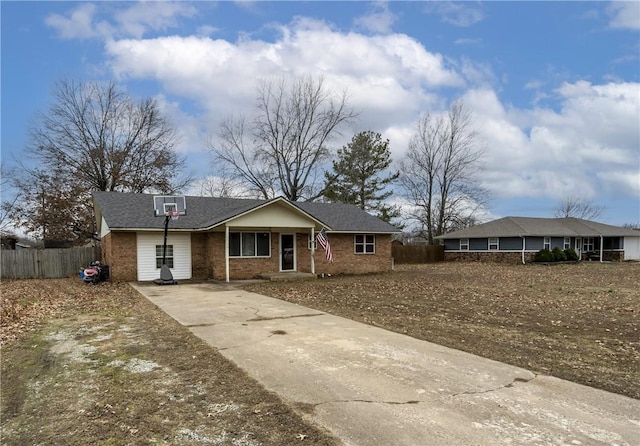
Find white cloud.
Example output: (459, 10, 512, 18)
(607, 1, 640, 30)
(114, 1, 198, 39)
(45, 2, 196, 40)
(45, 3, 112, 39)
(353, 2, 398, 34)
(105, 17, 463, 148)
(196, 25, 219, 37)
(153, 94, 209, 155)
(422, 2, 485, 27)
(463, 81, 640, 201)
(96, 10, 637, 210)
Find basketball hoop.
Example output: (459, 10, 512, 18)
(168, 210, 180, 221)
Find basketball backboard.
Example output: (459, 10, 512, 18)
(153, 195, 187, 217)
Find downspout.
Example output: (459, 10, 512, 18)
(311, 227, 315, 275)
(520, 236, 526, 264)
(225, 225, 230, 283)
(600, 235, 604, 263)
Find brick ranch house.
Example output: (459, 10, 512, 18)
(435, 216, 640, 263)
(92, 191, 400, 282)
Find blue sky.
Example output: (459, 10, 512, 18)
(2, 1, 639, 226)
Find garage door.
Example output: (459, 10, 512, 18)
(137, 232, 192, 281)
(624, 237, 640, 260)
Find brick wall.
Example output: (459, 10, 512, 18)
(191, 233, 209, 279)
(445, 250, 625, 263)
(312, 233, 394, 276)
(205, 232, 394, 280)
(105, 232, 137, 281)
(106, 230, 396, 281)
(581, 250, 624, 262)
(444, 251, 533, 264)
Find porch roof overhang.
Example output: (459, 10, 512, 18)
(199, 197, 332, 232)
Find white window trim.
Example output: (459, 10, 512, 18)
(563, 237, 571, 250)
(544, 236, 551, 250)
(583, 237, 595, 252)
(460, 239, 469, 250)
(488, 237, 499, 251)
(229, 231, 271, 258)
(355, 234, 376, 254)
(155, 244, 174, 269)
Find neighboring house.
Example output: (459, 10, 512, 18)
(435, 216, 640, 263)
(92, 191, 400, 282)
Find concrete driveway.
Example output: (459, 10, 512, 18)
(131, 282, 640, 446)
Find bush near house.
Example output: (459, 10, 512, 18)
(534, 248, 554, 262)
(564, 248, 579, 261)
(552, 247, 567, 262)
(534, 247, 579, 263)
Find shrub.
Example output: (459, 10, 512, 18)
(564, 248, 579, 261)
(534, 248, 554, 262)
(552, 247, 567, 262)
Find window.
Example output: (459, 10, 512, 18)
(460, 239, 469, 250)
(603, 237, 620, 250)
(355, 234, 375, 254)
(544, 237, 551, 250)
(229, 232, 270, 257)
(155, 245, 174, 268)
(583, 237, 594, 252)
(488, 238, 499, 250)
(563, 237, 571, 250)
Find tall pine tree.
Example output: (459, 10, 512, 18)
(324, 131, 401, 224)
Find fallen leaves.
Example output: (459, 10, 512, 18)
(0, 279, 135, 346)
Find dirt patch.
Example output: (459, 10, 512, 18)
(1, 279, 341, 445)
(242, 262, 640, 399)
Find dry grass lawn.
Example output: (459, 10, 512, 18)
(243, 262, 640, 399)
(2, 261, 637, 445)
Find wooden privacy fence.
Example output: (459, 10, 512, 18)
(392, 245, 444, 264)
(1, 247, 101, 279)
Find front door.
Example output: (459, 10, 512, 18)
(280, 234, 295, 271)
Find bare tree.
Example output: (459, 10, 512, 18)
(399, 100, 487, 244)
(0, 162, 20, 232)
(210, 76, 357, 201)
(195, 174, 258, 199)
(213, 115, 279, 200)
(12, 79, 191, 243)
(553, 197, 605, 220)
(29, 79, 189, 194)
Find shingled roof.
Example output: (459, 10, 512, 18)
(435, 216, 639, 239)
(92, 191, 400, 233)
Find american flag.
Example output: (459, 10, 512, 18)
(316, 229, 333, 263)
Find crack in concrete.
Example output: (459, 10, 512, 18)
(185, 323, 217, 328)
(451, 374, 538, 398)
(184, 308, 323, 328)
(301, 375, 539, 410)
(244, 305, 324, 322)
(246, 313, 324, 322)
(313, 399, 423, 407)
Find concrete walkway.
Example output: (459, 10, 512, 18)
(131, 282, 640, 446)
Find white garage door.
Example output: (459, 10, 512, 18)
(137, 232, 192, 281)
(624, 237, 640, 260)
